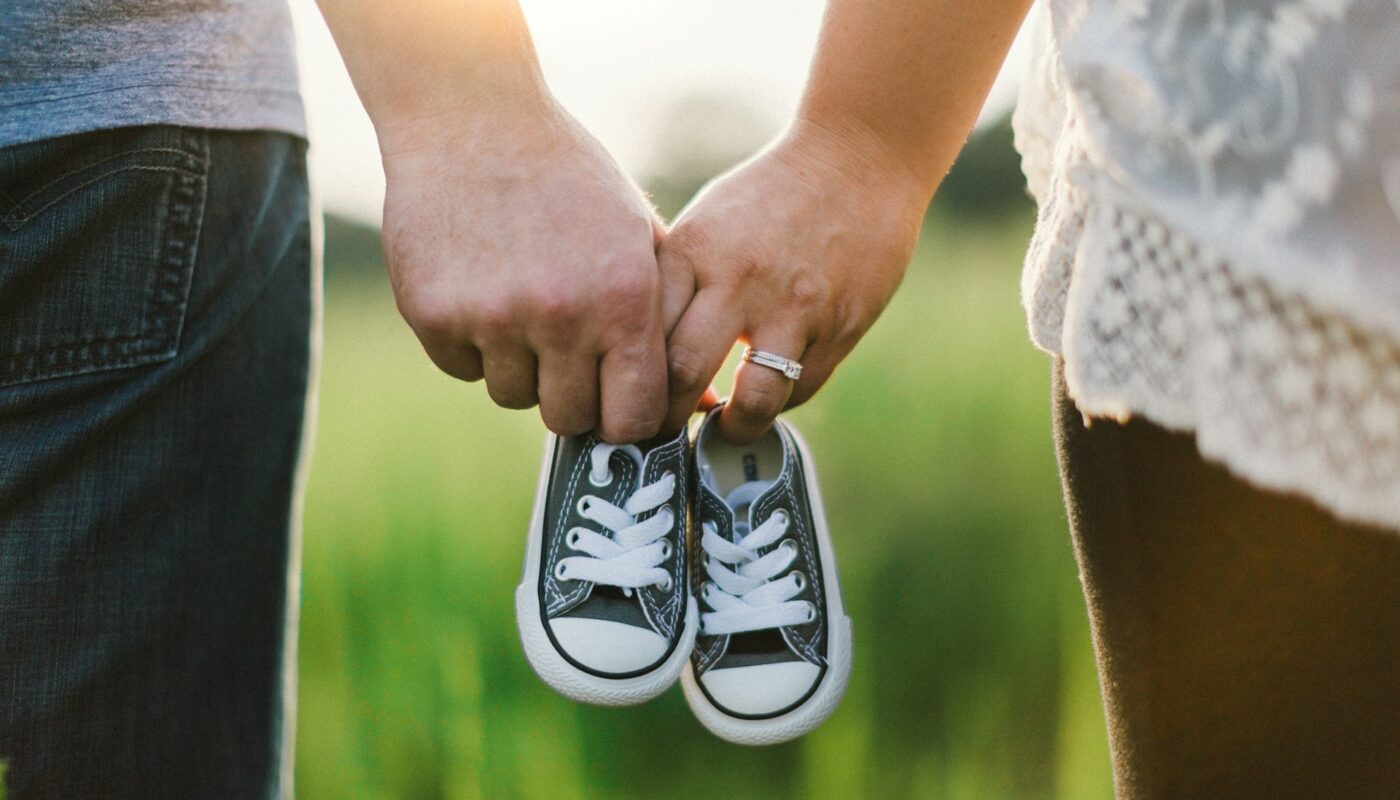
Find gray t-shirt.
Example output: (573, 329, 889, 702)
(0, 0, 304, 148)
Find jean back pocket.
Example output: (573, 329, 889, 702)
(0, 126, 209, 388)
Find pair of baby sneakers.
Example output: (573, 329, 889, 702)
(515, 406, 852, 745)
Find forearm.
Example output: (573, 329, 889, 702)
(796, 0, 1033, 192)
(316, 0, 551, 153)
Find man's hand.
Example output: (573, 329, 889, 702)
(380, 98, 669, 442)
(658, 121, 930, 442)
(316, 0, 669, 443)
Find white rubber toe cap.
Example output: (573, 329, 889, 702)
(698, 661, 822, 716)
(548, 617, 668, 675)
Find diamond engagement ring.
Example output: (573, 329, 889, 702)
(742, 347, 803, 380)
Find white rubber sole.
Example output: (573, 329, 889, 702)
(516, 434, 698, 706)
(681, 422, 853, 745)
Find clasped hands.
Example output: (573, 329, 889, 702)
(380, 97, 929, 444)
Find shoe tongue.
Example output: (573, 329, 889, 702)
(725, 480, 773, 539)
(623, 427, 686, 478)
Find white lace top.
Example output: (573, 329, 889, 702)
(1013, 0, 1400, 530)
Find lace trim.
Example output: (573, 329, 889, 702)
(1026, 194, 1400, 533)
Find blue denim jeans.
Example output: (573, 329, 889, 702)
(0, 126, 314, 799)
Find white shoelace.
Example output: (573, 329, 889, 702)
(554, 443, 677, 592)
(699, 481, 815, 635)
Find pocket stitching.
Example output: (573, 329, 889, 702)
(3, 147, 205, 231)
(0, 136, 209, 388)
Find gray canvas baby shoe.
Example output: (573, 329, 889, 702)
(682, 407, 852, 745)
(516, 427, 698, 705)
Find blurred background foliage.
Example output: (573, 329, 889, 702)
(298, 99, 1109, 799)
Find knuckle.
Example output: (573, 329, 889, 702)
(829, 299, 859, 340)
(530, 286, 586, 337)
(707, 251, 768, 298)
(722, 254, 762, 287)
(834, 323, 864, 352)
(465, 296, 516, 340)
(667, 344, 709, 395)
(599, 266, 655, 314)
(787, 271, 832, 311)
(536, 286, 585, 321)
(592, 271, 657, 350)
(398, 284, 462, 341)
(661, 221, 709, 260)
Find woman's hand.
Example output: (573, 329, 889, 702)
(658, 120, 931, 442)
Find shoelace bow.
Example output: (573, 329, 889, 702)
(555, 443, 677, 592)
(699, 481, 814, 635)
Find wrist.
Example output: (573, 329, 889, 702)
(373, 73, 557, 162)
(318, 0, 556, 158)
(777, 116, 933, 216)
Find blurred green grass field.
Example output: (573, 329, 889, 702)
(296, 198, 1113, 798)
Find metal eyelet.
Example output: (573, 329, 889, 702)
(554, 562, 570, 581)
(565, 529, 583, 550)
(576, 496, 594, 516)
(588, 467, 613, 487)
(660, 540, 672, 560)
(803, 601, 817, 623)
(791, 571, 807, 591)
(771, 508, 790, 526)
(654, 575, 674, 592)
(780, 538, 798, 556)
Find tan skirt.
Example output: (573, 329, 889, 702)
(1051, 359, 1400, 799)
